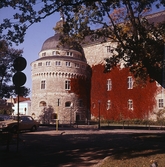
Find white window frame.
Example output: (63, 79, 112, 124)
(46, 61, 51, 66)
(107, 100, 111, 110)
(66, 61, 71, 67)
(128, 99, 133, 110)
(65, 80, 71, 90)
(55, 61, 61, 66)
(41, 80, 46, 89)
(158, 99, 164, 108)
(127, 76, 133, 89)
(67, 52, 73, 56)
(107, 79, 112, 91)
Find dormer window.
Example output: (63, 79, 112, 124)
(53, 51, 60, 55)
(67, 52, 73, 56)
(42, 52, 46, 57)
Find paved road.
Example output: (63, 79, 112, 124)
(1, 126, 165, 167)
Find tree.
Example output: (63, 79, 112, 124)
(0, 40, 30, 99)
(0, 0, 165, 85)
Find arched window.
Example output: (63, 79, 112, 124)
(39, 101, 46, 107)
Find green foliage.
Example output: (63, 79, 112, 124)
(0, 0, 165, 85)
(0, 40, 30, 99)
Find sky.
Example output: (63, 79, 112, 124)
(0, 3, 164, 98)
(0, 7, 60, 97)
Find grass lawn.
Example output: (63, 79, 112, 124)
(97, 133, 165, 167)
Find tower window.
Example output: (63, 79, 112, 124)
(38, 62, 42, 66)
(65, 80, 71, 90)
(46, 61, 51, 66)
(66, 61, 71, 67)
(55, 61, 61, 66)
(39, 101, 46, 107)
(67, 52, 73, 56)
(42, 52, 46, 57)
(41, 80, 46, 89)
(65, 101, 71, 107)
(52, 51, 60, 55)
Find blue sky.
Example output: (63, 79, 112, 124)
(0, 7, 60, 97)
(0, 4, 164, 98)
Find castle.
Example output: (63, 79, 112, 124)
(30, 11, 165, 123)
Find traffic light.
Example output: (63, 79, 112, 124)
(12, 57, 27, 94)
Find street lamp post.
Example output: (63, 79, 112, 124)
(98, 100, 101, 129)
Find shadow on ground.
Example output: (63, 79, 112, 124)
(0, 128, 165, 167)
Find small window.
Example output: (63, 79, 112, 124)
(42, 52, 46, 57)
(41, 80, 46, 89)
(158, 99, 164, 108)
(128, 76, 133, 89)
(67, 52, 73, 56)
(75, 63, 80, 68)
(65, 101, 71, 107)
(66, 61, 71, 67)
(107, 100, 111, 110)
(34, 64, 36, 68)
(107, 79, 112, 91)
(46, 61, 51, 66)
(55, 61, 61, 66)
(65, 80, 71, 90)
(128, 99, 133, 110)
(53, 51, 60, 55)
(52, 51, 56, 55)
(38, 62, 42, 66)
(39, 101, 46, 107)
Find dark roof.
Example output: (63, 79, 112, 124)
(40, 33, 84, 55)
(82, 10, 165, 47)
(36, 55, 87, 63)
(13, 97, 31, 103)
(146, 10, 165, 25)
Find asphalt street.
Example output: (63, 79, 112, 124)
(1, 126, 165, 167)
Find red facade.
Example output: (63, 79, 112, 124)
(91, 64, 158, 121)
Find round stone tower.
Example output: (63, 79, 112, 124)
(31, 20, 91, 124)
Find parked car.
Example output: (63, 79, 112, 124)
(0, 115, 39, 133)
(0, 115, 11, 121)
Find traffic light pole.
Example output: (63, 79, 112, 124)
(12, 57, 27, 152)
(17, 90, 20, 152)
